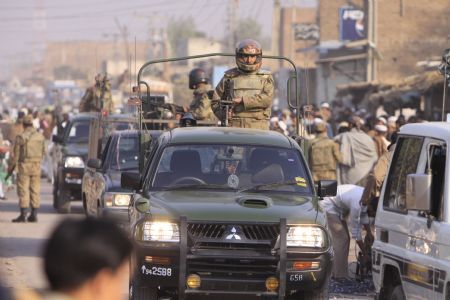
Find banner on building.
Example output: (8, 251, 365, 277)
(293, 23, 319, 41)
(339, 7, 365, 41)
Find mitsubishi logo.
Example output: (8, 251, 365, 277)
(225, 226, 242, 240)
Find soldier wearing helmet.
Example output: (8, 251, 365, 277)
(79, 74, 114, 114)
(211, 39, 274, 130)
(10, 114, 45, 223)
(187, 68, 216, 122)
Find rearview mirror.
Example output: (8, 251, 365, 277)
(135, 196, 150, 214)
(87, 158, 101, 169)
(406, 173, 431, 211)
(121, 172, 141, 191)
(317, 180, 337, 198)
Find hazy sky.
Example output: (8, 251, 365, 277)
(0, 0, 316, 80)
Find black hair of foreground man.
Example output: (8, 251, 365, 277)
(43, 218, 133, 300)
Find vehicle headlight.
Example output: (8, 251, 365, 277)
(104, 193, 131, 207)
(138, 221, 180, 242)
(287, 226, 326, 248)
(64, 156, 85, 168)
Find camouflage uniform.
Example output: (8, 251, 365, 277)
(189, 84, 216, 121)
(12, 116, 45, 221)
(211, 67, 274, 130)
(309, 129, 343, 181)
(79, 75, 114, 113)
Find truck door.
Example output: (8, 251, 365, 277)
(408, 138, 446, 300)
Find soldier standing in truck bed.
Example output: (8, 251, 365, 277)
(79, 74, 114, 114)
(187, 68, 216, 122)
(211, 39, 274, 130)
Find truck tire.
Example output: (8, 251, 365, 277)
(391, 285, 405, 300)
(130, 285, 157, 300)
(303, 278, 330, 300)
(54, 182, 71, 214)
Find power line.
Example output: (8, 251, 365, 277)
(0, 1, 226, 22)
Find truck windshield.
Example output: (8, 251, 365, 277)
(151, 144, 312, 194)
(110, 135, 139, 171)
(66, 121, 90, 144)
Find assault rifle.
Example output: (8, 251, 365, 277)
(5, 165, 15, 181)
(220, 78, 235, 127)
(141, 95, 184, 117)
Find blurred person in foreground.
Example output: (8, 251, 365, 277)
(212, 39, 274, 129)
(41, 218, 132, 300)
(334, 116, 378, 186)
(10, 115, 45, 223)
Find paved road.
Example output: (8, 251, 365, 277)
(0, 179, 373, 299)
(0, 179, 84, 294)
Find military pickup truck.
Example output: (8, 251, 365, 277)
(122, 127, 336, 300)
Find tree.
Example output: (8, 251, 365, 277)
(236, 19, 261, 43)
(167, 17, 205, 57)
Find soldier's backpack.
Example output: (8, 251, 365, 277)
(24, 131, 44, 161)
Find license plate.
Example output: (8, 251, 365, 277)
(141, 265, 172, 277)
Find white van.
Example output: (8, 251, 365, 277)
(372, 122, 450, 299)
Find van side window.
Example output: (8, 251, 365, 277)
(423, 144, 446, 220)
(383, 137, 423, 212)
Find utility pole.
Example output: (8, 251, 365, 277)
(227, 0, 239, 50)
(365, 0, 377, 82)
(271, 0, 281, 61)
(114, 17, 130, 71)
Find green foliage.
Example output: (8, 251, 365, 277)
(167, 17, 205, 57)
(235, 18, 270, 49)
(236, 18, 262, 42)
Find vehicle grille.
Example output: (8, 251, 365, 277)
(187, 223, 280, 240)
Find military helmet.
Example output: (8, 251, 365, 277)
(315, 122, 327, 133)
(235, 39, 262, 73)
(179, 112, 197, 127)
(23, 115, 33, 125)
(188, 68, 209, 89)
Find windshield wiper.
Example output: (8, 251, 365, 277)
(162, 184, 234, 191)
(238, 181, 300, 193)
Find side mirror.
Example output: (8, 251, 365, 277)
(135, 196, 150, 214)
(52, 135, 63, 144)
(121, 171, 141, 191)
(406, 173, 431, 211)
(317, 180, 337, 198)
(87, 158, 102, 169)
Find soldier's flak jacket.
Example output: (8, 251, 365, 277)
(189, 84, 216, 121)
(211, 67, 274, 130)
(308, 131, 343, 181)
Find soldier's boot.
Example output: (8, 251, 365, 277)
(12, 208, 27, 223)
(27, 208, 38, 222)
